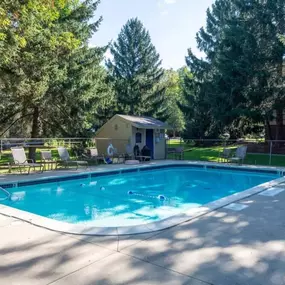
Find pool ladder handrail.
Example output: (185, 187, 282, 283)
(0, 186, 11, 201)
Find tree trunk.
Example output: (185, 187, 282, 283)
(275, 109, 284, 141)
(28, 106, 39, 161)
(130, 104, 134, 115)
(265, 118, 273, 141)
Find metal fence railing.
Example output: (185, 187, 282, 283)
(0, 138, 94, 167)
(1, 137, 285, 169)
(166, 138, 285, 167)
(0, 137, 130, 167)
(0, 137, 134, 172)
(0, 137, 95, 152)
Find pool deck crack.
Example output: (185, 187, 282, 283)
(46, 247, 213, 285)
(118, 251, 214, 285)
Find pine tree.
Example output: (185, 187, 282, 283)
(0, 0, 82, 159)
(0, 0, 114, 158)
(107, 18, 166, 118)
(43, 46, 115, 137)
(182, 0, 285, 139)
(42, 1, 115, 137)
(179, 61, 214, 139)
(0, 1, 111, 134)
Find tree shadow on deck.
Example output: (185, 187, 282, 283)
(121, 194, 285, 285)
(1, 194, 285, 285)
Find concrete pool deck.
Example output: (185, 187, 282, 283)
(1, 184, 285, 284)
(1, 161, 285, 284)
(1, 159, 284, 183)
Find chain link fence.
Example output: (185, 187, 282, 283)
(166, 138, 285, 167)
(0, 138, 94, 169)
(0, 137, 96, 152)
(1, 137, 285, 170)
(0, 137, 130, 170)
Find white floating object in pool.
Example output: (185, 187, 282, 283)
(224, 203, 248, 211)
(10, 196, 20, 202)
(100, 187, 105, 191)
(258, 187, 285, 197)
(10, 191, 25, 201)
(125, 160, 140, 165)
(158, 195, 166, 201)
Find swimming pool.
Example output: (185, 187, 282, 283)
(0, 164, 281, 234)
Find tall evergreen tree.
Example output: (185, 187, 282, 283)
(42, 1, 115, 137)
(107, 18, 166, 118)
(0, 0, 82, 139)
(182, 0, 285, 139)
(179, 63, 214, 138)
(42, 46, 115, 137)
(0, 1, 114, 145)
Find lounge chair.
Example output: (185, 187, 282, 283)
(125, 144, 134, 159)
(219, 148, 232, 162)
(82, 148, 104, 164)
(11, 147, 43, 174)
(174, 147, 184, 160)
(167, 147, 186, 160)
(103, 155, 113, 164)
(113, 153, 125, 164)
(140, 145, 151, 161)
(57, 147, 88, 170)
(133, 145, 141, 160)
(133, 145, 151, 162)
(229, 146, 247, 165)
(40, 150, 57, 170)
(103, 153, 125, 165)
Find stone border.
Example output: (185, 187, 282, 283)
(0, 161, 285, 236)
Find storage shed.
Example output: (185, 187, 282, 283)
(95, 114, 171, 160)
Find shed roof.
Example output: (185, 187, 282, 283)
(117, 114, 171, 129)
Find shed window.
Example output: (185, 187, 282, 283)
(135, 132, 142, 143)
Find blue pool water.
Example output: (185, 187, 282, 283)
(0, 167, 278, 227)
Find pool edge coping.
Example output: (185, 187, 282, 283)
(1, 161, 285, 236)
(1, 160, 284, 188)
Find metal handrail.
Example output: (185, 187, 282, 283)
(0, 187, 11, 201)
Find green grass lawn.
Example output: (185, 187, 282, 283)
(0, 141, 284, 174)
(167, 140, 285, 167)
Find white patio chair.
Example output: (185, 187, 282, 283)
(82, 148, 104, 164)
(229, 146, 247, 165)
(40, 150, 57, 170)
(11, 147, 43, 174)
(125, 144, 134, 159)
(219, 148, 232, 162)
(57, 147, 88, 170)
